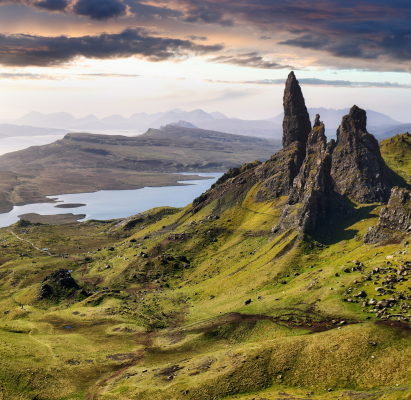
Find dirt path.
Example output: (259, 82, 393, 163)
(8, 230, 52, 256)
(29, 330, 55, 358)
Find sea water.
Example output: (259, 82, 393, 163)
(0, 173, 223, 227)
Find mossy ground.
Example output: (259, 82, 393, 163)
(1, 147, 411, 398)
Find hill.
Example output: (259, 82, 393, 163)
(10, 109, 283, 139)
(3, 73, 411, 400)
(0, 125, 281, 213)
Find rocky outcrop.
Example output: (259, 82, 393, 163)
(254, 141, 306, 202)
(37, 269, 78, 300)
(273, 115, 336, 234)
(331, 105, 392, 203)
(192, 75, 395, 239)
(192, 164, 260, 214)
(282, 71, 312, 148)
(364, 187, 411, 243)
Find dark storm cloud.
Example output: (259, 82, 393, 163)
(167, 0, 411, 64)
(208, 52, 292, 69)
(35, 0, 69, 11)
(72, 0, 127, 20)
(0, 28, 224, 67)
(0, 0, 130, 19)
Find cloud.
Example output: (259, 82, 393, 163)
(0, 0, 131, 20)
(35, 0, 69, 11)
(0, 72, 140, 79)
(0, 72, 62, 80)
(206, 77, 411, 89)
(208, 52, 292, 69)
(72, 0, 129, 20)
(163, 0, 411, 66)
(185, 35, 208, 41)
(0, 28, 224, 67)
(259, 36, 272, 40)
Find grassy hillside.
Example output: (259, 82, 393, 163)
(380, 132, 411, 187)
(0, 126, 280, 213)
(1, 174, 411, 399)
(2, 131, 411, 399)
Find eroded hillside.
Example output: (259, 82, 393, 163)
(2, 73, 411, 400)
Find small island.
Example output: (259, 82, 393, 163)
(54, 203, 86, 209)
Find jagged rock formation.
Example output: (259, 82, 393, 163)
(192, 164, 260, 215)
(364, 187, 411, 243)
(253, 141, 306, 202)
(193, 75, 394, 238)
(273, 115, 336, 234)
(282, 71, 312, 148)
(254, 72, 311, 202)
(37, 269, 78, 300)
(331, 105, 392, 203)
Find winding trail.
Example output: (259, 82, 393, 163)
(29, 330, 55, 358)
(8, 230, 52, 256)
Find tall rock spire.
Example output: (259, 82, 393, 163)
(282, 71, 312, 148)
(331, 105, 392, 203)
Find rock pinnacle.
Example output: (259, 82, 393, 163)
(282, 71, 312, 148)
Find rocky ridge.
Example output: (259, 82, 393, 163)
(193, 71, 394, 237)
(364, 186, 411, 244)
(331, 105, 392, 203)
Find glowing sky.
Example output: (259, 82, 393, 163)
(1, 0, 411, 121)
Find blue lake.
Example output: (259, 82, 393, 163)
(0, 173, 223, 228)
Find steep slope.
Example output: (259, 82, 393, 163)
(1, 72, 411, 400)
(331, 105, 392, 203)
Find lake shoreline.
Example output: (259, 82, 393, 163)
(0, 173, 223, 227)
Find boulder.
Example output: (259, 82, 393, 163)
(364, 186, 411, 244)
(37, 269, 78, 300)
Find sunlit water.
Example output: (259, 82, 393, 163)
(0, 173, 223, 227)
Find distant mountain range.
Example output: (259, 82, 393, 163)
(8, 108, 282, 139)
(1, 107, 409, 141)
(271, 107, 405, 139)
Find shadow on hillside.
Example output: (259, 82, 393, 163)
(387, 166, 411, 190)
(311, 201, 377, 246)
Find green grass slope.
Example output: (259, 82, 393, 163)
(1, 165, 411, 400)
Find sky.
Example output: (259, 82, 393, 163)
(1, 0, 411, 122)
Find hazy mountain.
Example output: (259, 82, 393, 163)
(11, 107, 407, 141)
(170, 120, 199, 128)
(271, 108, 404, 131)
(0, 124, 67, 138)
(210, 111, 228, 119)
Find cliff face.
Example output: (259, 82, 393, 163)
(273, 115, 336, 234)
(331, 106, 392, 203)
(254, 71, 311, 202)
(364, 186, 411, 244)
(192, 73, 394, 237)
(253, 141, 306, 202)
(282, 71, 312, 148)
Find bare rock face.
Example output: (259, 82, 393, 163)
(254, 141, 306, 202)
(282, 71, 312, 148)
(36, 269, 78, 300)
(331, 105, 392, 203)
(364, 187, 411, 243)
(273, 115, 335, 234)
